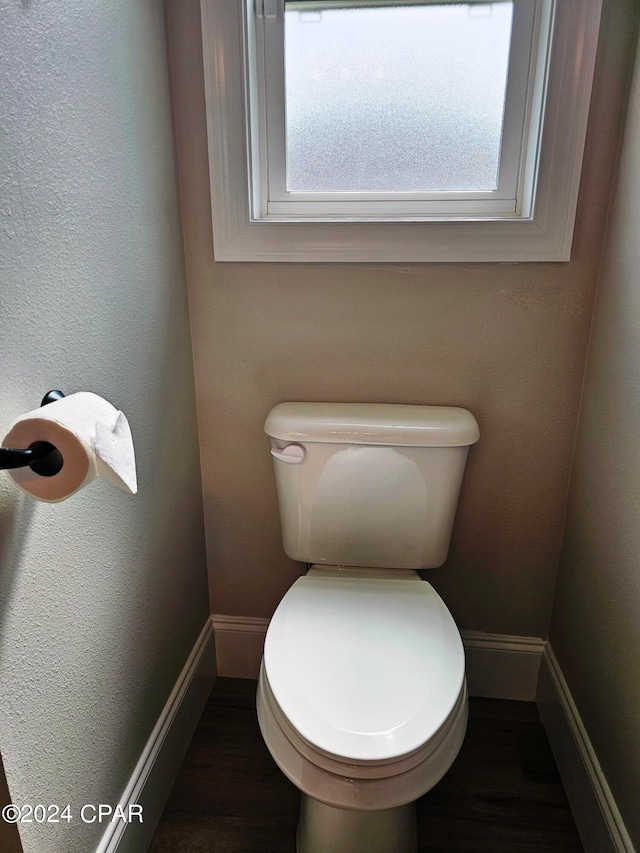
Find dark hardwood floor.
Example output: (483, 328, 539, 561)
(149, 678, 584, 852)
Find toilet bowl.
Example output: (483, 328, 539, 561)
(256, 566, 468, 852)
(260, 403, 480, 852)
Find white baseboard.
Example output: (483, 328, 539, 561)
(537, 645, 634, 853)
(83, 612, 633, 853)
(460, 630, 544, 701)
(212, 615, 544, 701)
(212, 615, 269, 680)
(95, 618, 217, 853)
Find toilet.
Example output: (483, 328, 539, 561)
(257, 403, 480, 853)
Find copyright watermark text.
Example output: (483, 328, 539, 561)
(2, 803, 143, 825)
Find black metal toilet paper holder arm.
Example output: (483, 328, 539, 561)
(0, 391, 66, 477)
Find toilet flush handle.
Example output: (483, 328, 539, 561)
(270, 443, 306, 464)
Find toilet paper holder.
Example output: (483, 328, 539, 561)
(1, 391, 66, 476)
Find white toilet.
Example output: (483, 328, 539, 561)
(257, 403, 480, 853)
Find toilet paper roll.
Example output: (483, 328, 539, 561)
(2, 392, 137, 502)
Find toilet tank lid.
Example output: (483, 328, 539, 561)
(264, 403, 480, 447)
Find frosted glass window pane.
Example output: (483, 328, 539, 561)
(284, 2, 513, 193)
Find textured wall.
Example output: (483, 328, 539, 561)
(0, 3, 209, 852)
(167, 0, 634, 636)
(550, 25, 640, 848)
(166, 0, 638, 637)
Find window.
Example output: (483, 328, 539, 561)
(256, 0, 538, 218)
(202, 0, 603, 261)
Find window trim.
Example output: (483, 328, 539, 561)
(201, 0, 603, 262)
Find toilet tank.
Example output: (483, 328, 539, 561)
(264, 403, 479, 570)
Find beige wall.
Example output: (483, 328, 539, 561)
(549, 28, 640, 849)
(0, 3, 209, 852)
(167, 0, 637, 637)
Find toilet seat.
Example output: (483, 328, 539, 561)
(258, 658, 468, 810)
(263, 567, 466, 765)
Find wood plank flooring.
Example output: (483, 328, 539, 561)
(149, 678, 583, 853)
(0, 753, 23, 853)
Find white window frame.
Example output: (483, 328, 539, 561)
(201, 0, 603, 262)
(257, 0, 537, 219)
